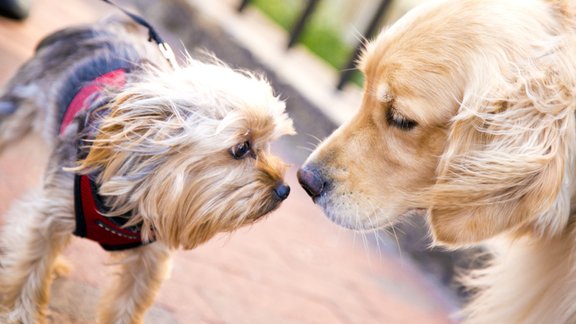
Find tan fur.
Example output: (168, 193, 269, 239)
(98, 244, 172, 324)
(0, 18, 294, 324)
(300, 0, 576, 322)
(0, 188, 74, 324)
(72, 59, 294, 249)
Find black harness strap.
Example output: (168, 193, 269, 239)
(101, 0, 178, 70)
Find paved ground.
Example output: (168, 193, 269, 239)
(0, 0, 457, 323)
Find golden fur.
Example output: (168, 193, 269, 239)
(299, 0, 576, 322)
(0, 17, 294, 324)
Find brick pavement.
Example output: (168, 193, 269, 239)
(0, 0, 457, 323)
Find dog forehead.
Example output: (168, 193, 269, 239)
(359, 6, 469, 125)
(178, 62, 274, 101)
(362, 54, 457, 126)
(172, 62, 294, 139)
(216, 97, 294, 143)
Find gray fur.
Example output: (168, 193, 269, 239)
(0, 15, 167, 151)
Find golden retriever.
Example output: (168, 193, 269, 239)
(298, 0, 576, 322)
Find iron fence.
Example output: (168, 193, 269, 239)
(237, 0, 394, 90)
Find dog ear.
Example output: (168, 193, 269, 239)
(428, 45, 576, 246)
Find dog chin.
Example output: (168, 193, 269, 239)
(316, 194, 425, 231)
(250, 199, 284, 221)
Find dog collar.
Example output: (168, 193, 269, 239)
(60, 69, 151, 251)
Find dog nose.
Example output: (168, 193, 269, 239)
(297, 167, 325, 199)
(274, 183, 290, 200)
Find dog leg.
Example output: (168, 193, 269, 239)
(0, 189, 74, 324)
(98, 243, 172, 324)
(0, 98, 38, 153)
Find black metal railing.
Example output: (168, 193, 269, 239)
(237, 0, 394, 90)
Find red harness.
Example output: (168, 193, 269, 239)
(61, 69, 150, 251)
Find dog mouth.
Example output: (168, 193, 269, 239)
(331, 208, 425, 231)
(248, 192, 289, 222)
(316, 194, 426, 231)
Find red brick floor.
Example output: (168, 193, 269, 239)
(0, 0, 456, 323)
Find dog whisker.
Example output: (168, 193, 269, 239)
(296, 145, 315, 153)
(305, 133, 324, 146)
(389, 224, 403, 262)
(338, 67, 359, 73)
(364, 201, 386, 263)
(352, 26, 368, 45)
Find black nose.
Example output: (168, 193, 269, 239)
(274, 183, 290, 200)
(297, 167, 325, 199)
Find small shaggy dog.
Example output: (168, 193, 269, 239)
(0, 15, 294, 324)
(298, 0, 576, 322)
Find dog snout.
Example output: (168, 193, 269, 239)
(297, 167, 326, 199)
(274, 183, 291, 201)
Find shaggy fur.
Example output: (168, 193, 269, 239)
(0, 16, 294, 324)
(298, 0, 576, 322)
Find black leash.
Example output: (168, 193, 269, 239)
(101, 0, 178, 70)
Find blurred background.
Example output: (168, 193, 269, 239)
(0, 0, 478, 322)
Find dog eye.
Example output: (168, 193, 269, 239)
(386, 107, 417, 130)
(229, 141, 252, 159)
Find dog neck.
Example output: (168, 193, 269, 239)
(59, 68, 152, 251)
(462, 231, 576, 323)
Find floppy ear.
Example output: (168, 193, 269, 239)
(428, 44, 576, 246)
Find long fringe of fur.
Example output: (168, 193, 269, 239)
(70, 59, 293, 248)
